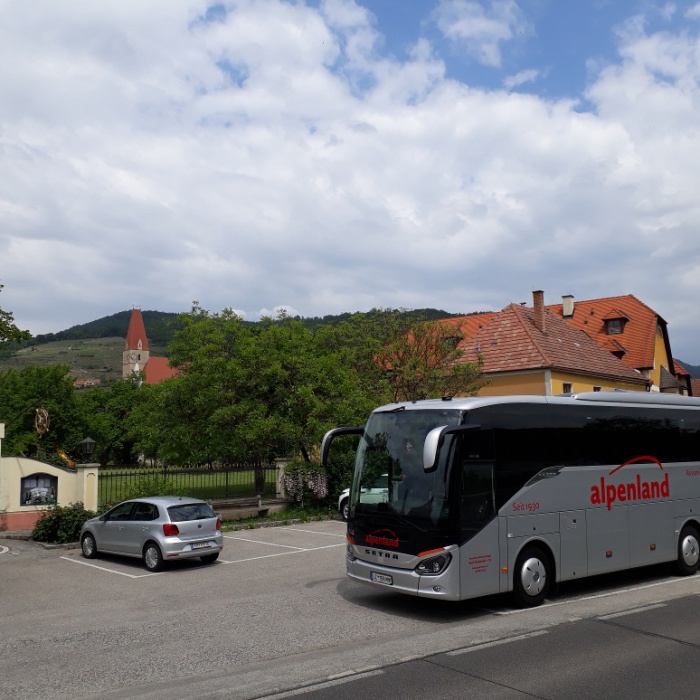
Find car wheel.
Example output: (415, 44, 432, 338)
(676, 524, 700, 576)
(200, 553, 219, 565)
(81, 533, 98, 559)
(143, 542, 164, 572)
(340, 499, 349, 521)
(513, 545, 551, 608)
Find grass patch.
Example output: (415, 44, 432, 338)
(222, 505, 336, 531)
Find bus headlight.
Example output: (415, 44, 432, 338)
(415, 552, 452, 576)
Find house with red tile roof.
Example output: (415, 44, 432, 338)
(452, 291, 649, 396)
(123, 309, 178, 385)
(673, 360, 693, 396)
(546, 294, 681, 394)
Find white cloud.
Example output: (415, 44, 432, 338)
(0, 1, 699, 364)
(431, 0, 530, 67)
(503, 68, 540, 89)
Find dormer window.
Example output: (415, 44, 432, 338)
(606, 319, 623, 334)
(603, 312, 629, 335)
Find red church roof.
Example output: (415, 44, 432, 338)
(125, 309, 149, 352)
(142, 357, 178, 385)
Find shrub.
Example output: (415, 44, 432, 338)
(282, 461, 328, 507)
(32, 502, 97, 544)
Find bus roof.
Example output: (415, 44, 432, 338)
(372, 391, 700, 414)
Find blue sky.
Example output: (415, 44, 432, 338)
(2, 0, 700, 364)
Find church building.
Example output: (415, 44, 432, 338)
(122, 309, 178, 384)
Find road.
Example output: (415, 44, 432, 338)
(1, 521, 700, 700)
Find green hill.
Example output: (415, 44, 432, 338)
(0, 307, 466, 384)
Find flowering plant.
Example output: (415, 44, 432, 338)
(283, 461, 328, 506)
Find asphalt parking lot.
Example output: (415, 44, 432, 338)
(0, 518, 348, 577)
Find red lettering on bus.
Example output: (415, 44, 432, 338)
(590, 456, 669, 511)
(365, 529, 400, 548)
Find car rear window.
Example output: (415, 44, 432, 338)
(167, 503, 216, 522)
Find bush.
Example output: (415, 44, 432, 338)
(282, 461, 328, 507)
(32, 502, 97, 544)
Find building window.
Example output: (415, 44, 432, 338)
(21, 473, 58, 506)
(562, 383, 572, 394)
(593, 386, 602, 392)
(605, 319, 624, 335)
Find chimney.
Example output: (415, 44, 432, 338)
(562, 294, 574, 318)
(532, 290, 546, 333)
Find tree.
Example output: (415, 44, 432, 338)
(333, 310, 486, 403)
(133, 304, 376, 467)
(76, 377, 148, 465)
(0, 282, 31, 345)
(0, 365, 87, 460)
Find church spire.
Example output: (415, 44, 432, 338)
(123, 309, 150, 378)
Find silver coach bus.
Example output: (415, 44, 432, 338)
(321, 392, 700, 607)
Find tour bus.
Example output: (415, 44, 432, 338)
(321, 392, 700, 607)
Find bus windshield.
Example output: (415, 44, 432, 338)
(351, 408, 462, 527)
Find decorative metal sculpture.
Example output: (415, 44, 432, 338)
(34, 408, 50, 436)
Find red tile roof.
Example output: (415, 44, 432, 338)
(547, 294, 665, 371)
(125, 309, 149, 352)
(438, 313, 498, 339)
(143, 357, 178, 385)
(456, 302, 647, 385)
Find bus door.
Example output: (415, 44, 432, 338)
(456, 432, 500, 598)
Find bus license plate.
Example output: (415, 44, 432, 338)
(191, 541, 212, 550)
(370, 572, 393, 585)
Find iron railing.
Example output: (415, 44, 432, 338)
(98, 464, 279, 509)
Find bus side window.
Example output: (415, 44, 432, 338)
(459, 460, 495, 541)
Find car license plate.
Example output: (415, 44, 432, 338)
(191, 541, 212, 550)
(370, 571, 393, 585)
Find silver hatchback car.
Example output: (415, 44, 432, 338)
(80, 496, 224, 572)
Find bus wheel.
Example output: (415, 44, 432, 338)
(677, 524, 700, 576)
(513, 545, 551, 608)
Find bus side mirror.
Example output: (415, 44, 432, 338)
(423, 426, 446, 472)
(321, 426, 363, 467)
(423, 424, 482, 472)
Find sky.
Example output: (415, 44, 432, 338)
(2, 0, 700, 363)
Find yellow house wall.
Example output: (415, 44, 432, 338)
(473, 370, 646, 397)
(649, 326, 672, 390)
(0, 457, 99, 531)
(548, 370, 646, 395)
(475, 372, 547, 396)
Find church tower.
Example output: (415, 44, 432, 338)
(123, 309, 150, 378)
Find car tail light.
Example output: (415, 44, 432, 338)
(216, 517, 221, 530)
(162, 523, 179, 536)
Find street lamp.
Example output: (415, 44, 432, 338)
(79, 437, 97, 463)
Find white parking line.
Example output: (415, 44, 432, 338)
(281, 527, 347, 538)
(220, 542, 345, 565)
(0, 545, 9, 555)
(60, 556, 160, 578)
(225, 535, 307, 550)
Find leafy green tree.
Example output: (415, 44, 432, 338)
(0, 365, 87, 460)
(0, 282, 31, 344)
(134, 304, 375, 467)
(76, 377, 148, 465)
(331, 310, 485, 403)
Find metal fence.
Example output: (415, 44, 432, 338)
(98, 464, 279, 509)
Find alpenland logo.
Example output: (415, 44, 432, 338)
(365, 529, 400, 548)
(590, 455, 669, 511)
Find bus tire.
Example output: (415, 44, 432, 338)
(513, 545, 551, 608)
(676, 524, 700, 576)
